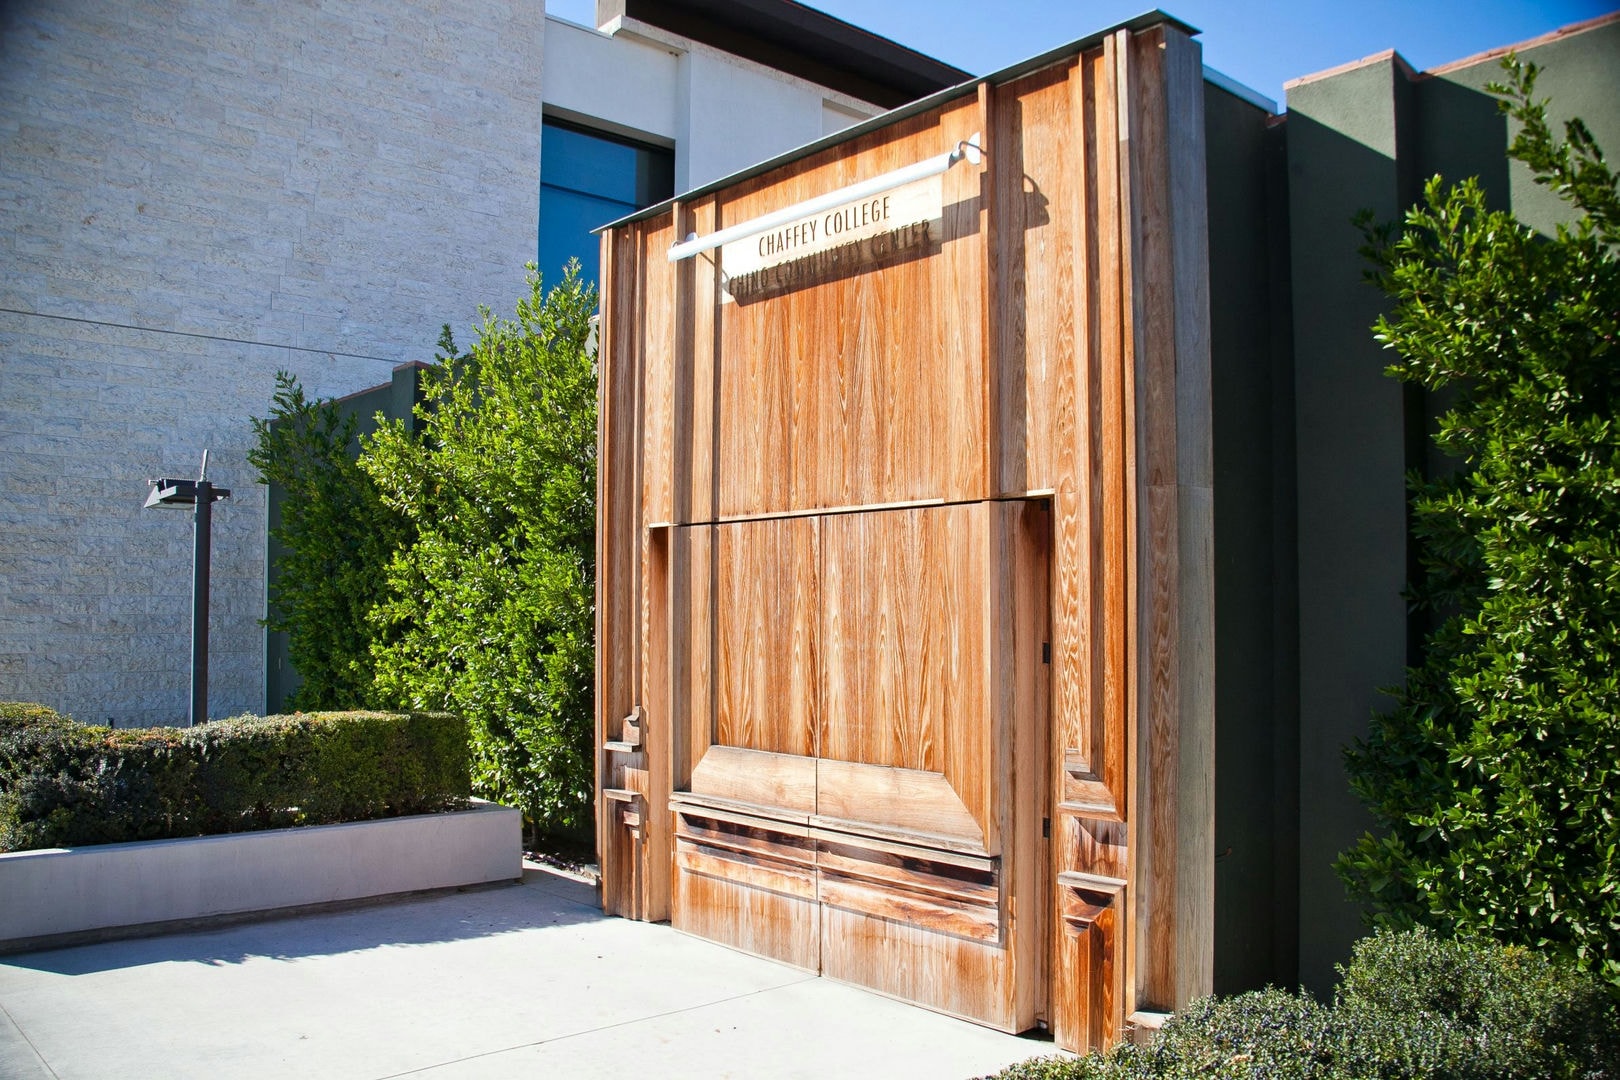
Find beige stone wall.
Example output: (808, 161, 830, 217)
(0, 0, 544, 724)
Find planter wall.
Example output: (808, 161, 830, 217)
(0, 799, 521, 952)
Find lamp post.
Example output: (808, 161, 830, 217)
(144, 450, 231, 726)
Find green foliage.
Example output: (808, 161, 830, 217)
(0, 701, 72, 728)
(0, 703, 469, 852)
(1337, 58, 1620, 988)
(362, 265, 598, 834)
(979, 929, 1617, 1080)
(248, 372, 409, 710)
(1333, 927, 1618, 1078)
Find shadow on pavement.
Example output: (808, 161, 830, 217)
(1, 865, 605, 977)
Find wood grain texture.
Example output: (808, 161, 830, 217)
(1005, 498, 1053, 1030)
(599, 18, 1212, 1051)
(1110, 27, 1145, 1019)
(1164, 24, 1217, 1006)
(672, 837, 821, 971)
(689, 745, 816, 818)
(820, 903, 1018, 1032)
(815, 759, 986, 848)
(819, 874, 1000, 943)
(1124, 25, 1216, 1015)
(1056, 871, 1126, 1050)
(713, 517, 820, 758)
(670, 524, 712, 795)
(596, 223, 640, 918)
(706, 102, 988, 517)
(821, 507, 971, 760)
(676, 810, 817, 901)
(639, 525, 671, 919)
(818, 839, 999, 909)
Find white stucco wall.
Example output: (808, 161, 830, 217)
(542, 15, 880, 193)
(0, 0, 544, 725)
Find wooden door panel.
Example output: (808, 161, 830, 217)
(672, 806, 821, 972)
(815, 759, 984, 848)
(819, 504, 999, 848)
(819, 904, 1015, 1028)
(817, 836, 1000, 943)
(688, 745, 816, 817)
(670, 500, 1048, 1032)
(677, 517, 821, 814)
(714, 516, 820, 758)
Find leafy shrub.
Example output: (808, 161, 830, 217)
(248, 372, 410, 710)
(0, 702, 72, 728)
(1337, 59, 1620, 988)
(1334, 928, 1618, 1078)
(979, 929, 1618, 1080)
(0, 704, 469, 852)
(363, 265, 597, 835)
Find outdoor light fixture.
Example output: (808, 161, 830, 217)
(145, 450, 231, 726)
(667, 133, 983, 262)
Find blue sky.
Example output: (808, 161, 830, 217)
(546, 0, 1614, 110)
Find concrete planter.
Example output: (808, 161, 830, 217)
(0, 799, 522, 953)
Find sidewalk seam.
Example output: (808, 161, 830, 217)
(369, 974, 822, 1079)
(0, 999, 60, 1080)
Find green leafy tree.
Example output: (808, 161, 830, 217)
(248, 373, 407, 710)
(362, 265, 598, 834)
(1338, 59, 1620, 988)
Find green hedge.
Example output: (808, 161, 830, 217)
(984, 928, 1619, 1080)
(0, 703, 470, 852)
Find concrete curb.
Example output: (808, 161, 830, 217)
(0, 799, 521, 952)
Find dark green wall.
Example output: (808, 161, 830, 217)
(1281, 16, 1620, 994)
(1203, 81, 1300, 995)
(264, 362, 427, 713)
(1284, 51, 1417, 996)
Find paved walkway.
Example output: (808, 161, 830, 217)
(0, 863, 1058, 1079)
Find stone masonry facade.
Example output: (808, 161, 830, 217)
(0, 0, 544, 724)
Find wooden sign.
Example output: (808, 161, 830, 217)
(720, 175, 943, 300)
(596, 15, 1213, 1053)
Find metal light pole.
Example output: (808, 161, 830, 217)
(145, 450, 231, 726)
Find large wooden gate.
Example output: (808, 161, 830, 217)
(597, 14, 1213, 1051)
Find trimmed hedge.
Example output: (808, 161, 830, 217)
(0, 703, 469, 852)
(983, 928, 1619, 1079)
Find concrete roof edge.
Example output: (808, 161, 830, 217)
(1284, 48, 1415, 93)
(1418, 9, 1620, 80)
(1203, 64, 1276, 115)
(1284, 11, 1618, 97)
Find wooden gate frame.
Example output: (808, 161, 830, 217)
(595, 13, 1212, 1052)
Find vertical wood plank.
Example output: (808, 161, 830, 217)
(1125, 23, 1216, 1015)
(641, 216, 679, 922)
(978, 80, 1001, 501)
(713, 517, 820, 758)
(1111, 27, 1145, 1019)
(1164, 24, 1216, 1005)
(642, 524, 671, 913)
(674, 197, 719, 525)
(597, 223, 640, 917)
(1132, 22, 1181, 1013)
(1007, 498, 1052, 1031)
(672, 523, 714, 794)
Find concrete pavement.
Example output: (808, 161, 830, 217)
(0, 862, 1059, 1079)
